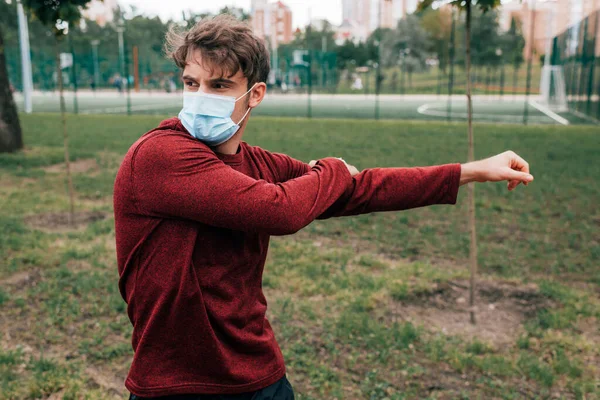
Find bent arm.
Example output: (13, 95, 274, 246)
(131, 135, 353, 235)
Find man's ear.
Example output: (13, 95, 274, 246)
(248, 82, 267, 108)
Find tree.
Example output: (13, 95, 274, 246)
(22, 0, 97, 225)
(505, 17, 525, 68)
(382, 15, 430, 87)
(182, 6, 249, 28)
(420, 7, 453, 73)
(0, 22, 23, 153)
(419, 0, 501, 325)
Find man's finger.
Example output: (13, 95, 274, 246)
(506, 169, 534, 183)
(510, 153, 530, 174)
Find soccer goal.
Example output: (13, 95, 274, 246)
(540, 65, 568, 112)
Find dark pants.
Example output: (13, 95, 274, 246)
(129, 375, 295, 400)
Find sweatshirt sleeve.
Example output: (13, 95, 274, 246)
(129, 134, 353, 235)
(268, 151, 462, 219)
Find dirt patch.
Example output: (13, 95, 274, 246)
(0, 269, 41, 289)
(24, 211, 107, 232)
(85, 365, 126, 397)
(393, 279, 555, 346)
(66, 260, 94, 272)
(43, 158, 98, 174)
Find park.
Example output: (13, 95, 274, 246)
(0, 0, 599, 399)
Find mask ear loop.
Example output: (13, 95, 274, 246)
(236, 106, 252, 125)
(235, 83, 258, 125)
(235, 83, 258, 102)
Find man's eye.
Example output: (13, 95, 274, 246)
(214, 83, 226, 89)
(185, 81, 196, 87)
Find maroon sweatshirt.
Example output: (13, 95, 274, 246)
(114, 117, 461, 397)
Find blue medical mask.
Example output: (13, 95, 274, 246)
(178, 84, 255, 146)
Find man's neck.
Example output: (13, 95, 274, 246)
(214, 127, 244, 155)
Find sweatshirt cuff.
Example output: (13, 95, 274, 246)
(440, 163, 462, 205)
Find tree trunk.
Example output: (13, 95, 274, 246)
(0, 24, 23, 153)
(465, 0, 477, 325)
(54, 37, 75, 226)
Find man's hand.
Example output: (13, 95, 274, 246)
(309, 158, 360, 177)
(460, 150, 534, 191)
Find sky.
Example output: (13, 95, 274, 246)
(120, 0, 343, 30)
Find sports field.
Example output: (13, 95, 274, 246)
(1, 113, 598, 399)
(13, 91, 590, 125)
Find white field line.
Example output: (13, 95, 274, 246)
(528, 100, 569, 126)
(80, 103, 179, 114)
(569, 109, 600, 124)
(416, 102, 550, 124)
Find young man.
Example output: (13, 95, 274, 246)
(114, 15, 534, 400)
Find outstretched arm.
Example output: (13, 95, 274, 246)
(269, 150, 534, 219)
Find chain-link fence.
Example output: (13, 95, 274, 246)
(4, 1, 597, 125)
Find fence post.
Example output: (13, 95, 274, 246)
(447, 9, 456, 122)
(523, 4, 536, 125)
(68, 34, 78, 114)
(124, 38, 132, 116)
(500, 65, 505, 98)
(308, 49, 312, 119)
(585, 15, 597, 116)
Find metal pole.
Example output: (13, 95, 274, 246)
(375, 0, 382, 120)
(437, 60, 442, 97)
(133, 46, 140, 92)
(400, 55, 405, 95)
(585, 14, 596, 116)
(447, 9, 456, 122)
(117, 30, 125, 76)
(91, 40, 100, 91)
(500, 65, 505, 98)
(273, 36, 279, 91)
(124, 36, 132, 115)
(306, 8, 312, 118)
(574, 23, 585, 113)
(307, 24, 312, 118)
(577, 18, 596, 114)
(17, 0, 33, 113)
(523, 1, 536, 125)
(68, 34, 78, 114)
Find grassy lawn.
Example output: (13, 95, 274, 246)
(1, 114, 598, 399)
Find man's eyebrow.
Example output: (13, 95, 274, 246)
(181, 75, 197, 81)
(209, 77, 236, 85)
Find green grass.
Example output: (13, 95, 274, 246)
(0, 113, 598, 399)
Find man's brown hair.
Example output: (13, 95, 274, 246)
(165, 14, 270, 89)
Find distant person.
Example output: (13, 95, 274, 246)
(352, 76, 363, 90)
(113, 74, 123, 93)
(113, 14, 534, 400)
(391, 70, 398, 93)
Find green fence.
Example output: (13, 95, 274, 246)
(550, 10, 600, 121)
